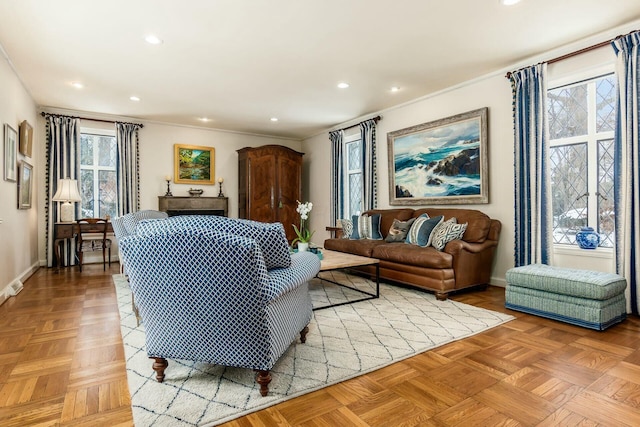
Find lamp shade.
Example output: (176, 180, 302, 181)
(52, 178, 82, 202)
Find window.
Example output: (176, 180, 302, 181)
(548, 73, 616, 248)
(343, 132, 362, 218)
(79, 130, 118, 219)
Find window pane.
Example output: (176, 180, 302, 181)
(548, 84, 588, 138)
(596, 76, 616, 133)
(550, 143, 588, 244)
(98, 136, 117, 167)
(80, 134, 94, 166)
(349, 173, 362, 217)
(80, 169, 94, 217)
(348, 141, 361, 170)
(99, 170, 117, 219)
(597, 139, 615, 248)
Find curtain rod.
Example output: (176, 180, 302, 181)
(40, 111, 144, 128)
(335, 115, 381, 133)
(505, 28, 639, 79)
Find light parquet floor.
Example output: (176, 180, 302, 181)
(1, 264, 639, 426)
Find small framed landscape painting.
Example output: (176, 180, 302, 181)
(4, 123, 17, 182)
(387, 107, 489, 205)
(174, 144, 215, 185)
(19, 120, 33, 157)
(18, 160, 33, 209)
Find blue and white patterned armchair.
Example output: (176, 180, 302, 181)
(119, 215, 320, 396)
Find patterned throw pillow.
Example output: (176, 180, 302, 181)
(406, 214, 444, 246)
(338, 218, 353, 239)
(385, 217, 416, 243)
(350, 214, 383, 240)
(431, 217, 468, 251)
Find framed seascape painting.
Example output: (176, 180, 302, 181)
(387, 107, 489, 205)
(174, 144, 215, 185)
(18, 160, 33, 209)
(4, 123, 17, 182)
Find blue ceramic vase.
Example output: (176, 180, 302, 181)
(576, 227, 600, 249)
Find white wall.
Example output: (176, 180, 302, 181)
(0, 52, 39, 304)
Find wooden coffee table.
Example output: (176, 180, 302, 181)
(314, 249, 380, 310)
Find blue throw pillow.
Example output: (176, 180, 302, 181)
(349, 214, 383, 240)
(406, 215, 444, 246)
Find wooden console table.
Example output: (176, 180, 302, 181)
(53, 222, 114, 271)
(158, 196, 228, 217)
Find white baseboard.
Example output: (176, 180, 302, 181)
(490, 276, 506, 288)
(0, 261, 39, 306)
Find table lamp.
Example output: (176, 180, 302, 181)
(52, 178, 82, 222)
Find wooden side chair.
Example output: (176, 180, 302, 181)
(75, 218, 112, 271)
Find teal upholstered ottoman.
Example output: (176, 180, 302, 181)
(505, 264, 627, 330)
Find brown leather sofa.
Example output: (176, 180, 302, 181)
(324, 208, 501, 300)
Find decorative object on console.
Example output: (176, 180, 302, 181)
(217, 177, 224, 197)
(387, 107, 488, 206)
(19, 120, 33, 157)
(4, 123, 17, 182)
(164, 175, 173, 197)
(174, 144, 215, 185)
(52, 178, 82, 222)
(292, 200, 315, 250)
(576, 226, 600, 249)
(17, 160, 33, 209)
(188, 188, 203, 197)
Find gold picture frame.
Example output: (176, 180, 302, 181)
(174, 144, 215, 184)
(19, 120, 33, 157)
(387, 107, 489, 205)
(18, 160, 33, 209)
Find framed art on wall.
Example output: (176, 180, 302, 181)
(174, 144, 215, 184)
(387, 107, 489, 205)
(19, 120, 33, 157)
(4, 123, 17, 182)
(18, 160, 33, 209)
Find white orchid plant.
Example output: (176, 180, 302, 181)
(292, 200, 315, 245)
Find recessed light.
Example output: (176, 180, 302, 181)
(390, 86, 400, 92)
(129, 96, 140, 102)
(71, 81, 84, 89)
(270, 117, 279, 122)
(501, 0, 521, 5)
(145, 34, 163, 45)
(198, 117, 211, 122)
(337, 82, 350, 89)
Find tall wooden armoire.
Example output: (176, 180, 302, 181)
(237, 145, 303, 242)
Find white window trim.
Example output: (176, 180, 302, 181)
(80, 128, 117, 218)
(342, 131, 362, 218)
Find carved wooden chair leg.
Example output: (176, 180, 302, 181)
(255, 370, 272, 396)
(151, 357, 168, 382)
(300, 325, 309, 343)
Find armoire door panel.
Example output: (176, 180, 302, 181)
(248, 155, 276, 222)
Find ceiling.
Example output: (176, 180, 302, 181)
(1, 0, 640, 140)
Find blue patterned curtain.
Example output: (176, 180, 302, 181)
(116, 122, 142, 216)
(509, 64, 553, 267)
(45, 115, 81, 267)
(329, 129, 344, 225)
(612, 32, 640, 314)
(360, 118, 378, 211)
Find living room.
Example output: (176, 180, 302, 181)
(2, 1, 640, 425)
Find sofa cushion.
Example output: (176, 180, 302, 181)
(350, 214, 383, 240)
(431, 218, 468, 251)
(363, 209, 415, 239)
(385, 217, 416, 243)
(406, 215, 444, 247)
(413, 208, 490, 243)
(372, 243, 453, 269)
(324, 238, 386, 257)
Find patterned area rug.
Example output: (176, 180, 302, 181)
(113, 273, 513, 426)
